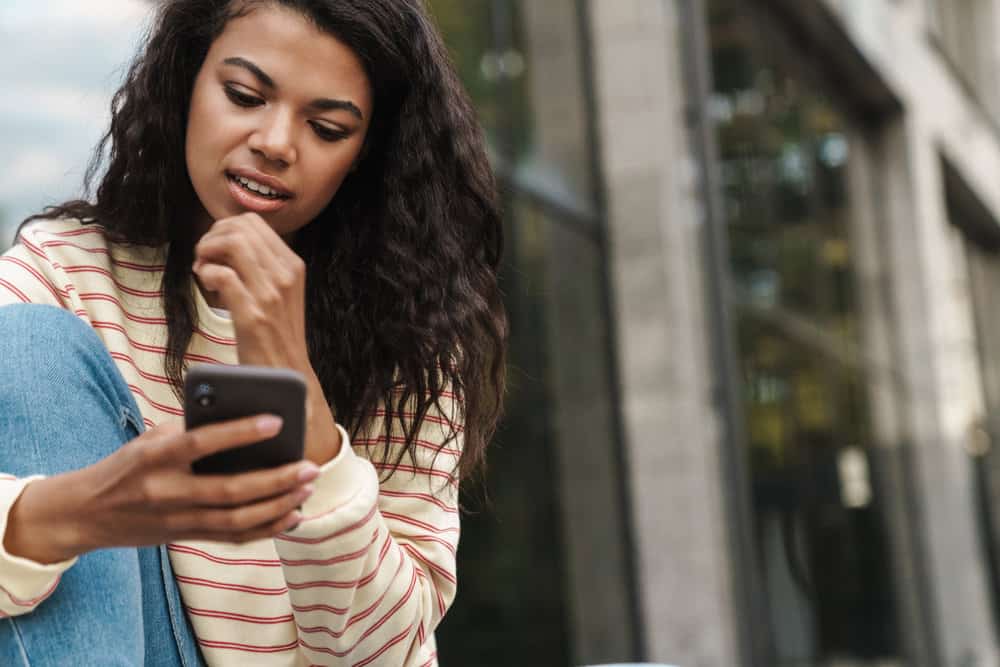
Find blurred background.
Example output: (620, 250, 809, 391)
(6, 0, 1000, 665)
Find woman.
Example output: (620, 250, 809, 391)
(0, 0, 505, 665)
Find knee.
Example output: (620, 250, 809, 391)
(0, 304, 106, 369)
(0, 304, 127, 404)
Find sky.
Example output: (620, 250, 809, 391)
(0, 0, 152, 246)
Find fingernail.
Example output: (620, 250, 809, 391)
(257, 415, 283, 434)
(297, 484, 315, 501)
(297, 464, 320, 482)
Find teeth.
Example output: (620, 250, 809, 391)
(234, 175, 281, 199)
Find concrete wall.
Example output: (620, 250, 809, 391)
(584, 1, 740, 665)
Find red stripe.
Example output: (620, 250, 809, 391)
(49, 226, 104, 239)
(348, 567, 418, 650)
(298, 622, 414, 661)
(79, 293, 237, 346)
(298, 568, 418, 661)
(35, 238, 163, 272)
(392, 386, 457, 400)
(0, 278, 29, 303)
(62, 264, 161, 297)
(406, 533, 457, 557)
(128, 383, 184, 416)
(174, 574, 287, 596)
(382, 511, 458, 536)
(109, 351, 172, 386)
(91, 320, 226, 363)
(78, 293, 167, 325)
(199, 638, 298, 653)
(378, 489, 458, 514)
(350, 623, 415, 667)
(79, 293, 234, 347)
(371, 463, 456, 484)
(369, 409, 464, 433)
(355, 436, 461, 458)
(168, 543, 281, 567)
(285, 532, 391, 591)
(292, 602, 350, 616)
(296, 554, 405, 638)
(280, 529, 378, 567)
(277, 502, 378, 545)
(420, 650, 438, 667)
(46, 228, 159, 269)
(0, 575, 62, 608)
(400, 542, 457, 585)
(186, 606, 293, 624)
(0, 256, 67, 304)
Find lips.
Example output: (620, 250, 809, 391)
(224, 169, 293, 214)
(227, 168, 293, 197)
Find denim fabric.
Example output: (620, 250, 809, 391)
(0, 304, 204, 666)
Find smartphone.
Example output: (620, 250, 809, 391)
(185, 364, 307, 475)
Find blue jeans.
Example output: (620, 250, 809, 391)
(0, 305, 204, 666)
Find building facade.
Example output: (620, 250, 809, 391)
(428, 1, 1000, 666)
(8, 1, 1000, 666)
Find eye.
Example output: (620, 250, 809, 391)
(223, 84, 263, 108)
(309, 121, 349, 143)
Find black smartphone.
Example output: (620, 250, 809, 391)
(185, 364, 307, 475)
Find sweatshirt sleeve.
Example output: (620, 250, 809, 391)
(275, 394, 462, 666)
(0, 478, 78, 618)
(0, 228, 82, 617)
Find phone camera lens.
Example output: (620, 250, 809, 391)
(194, 383, 215, 408)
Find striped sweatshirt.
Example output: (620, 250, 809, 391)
(0, 219, 460, 666)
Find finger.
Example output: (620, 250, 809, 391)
(190, 460, 320, 507)
(195, 216, 305, 298)
(243, 215, 303, 281)
(173, 414, 284, 464)
(192, 261, 256, 312)
(194, 510, 303, 545)
(172, 484, 313, 534)
(123, 421, 186, 466)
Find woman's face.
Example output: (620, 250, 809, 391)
(185, 4, 373, 239)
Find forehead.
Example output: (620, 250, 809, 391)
(208, 5, 372, 109)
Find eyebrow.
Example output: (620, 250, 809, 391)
(222, 56, 365, 120)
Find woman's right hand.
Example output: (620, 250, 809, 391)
(4, 415, 318, 564)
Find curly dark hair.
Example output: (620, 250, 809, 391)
(26, 0, 507, 486)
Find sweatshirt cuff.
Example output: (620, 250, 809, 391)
(0, 477, 77, 599)
(300, 423, 376, 519)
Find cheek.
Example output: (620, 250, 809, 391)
(300, 154, 361, 211)
(186, 84, 238, 170)
(185, 95, 214, 174)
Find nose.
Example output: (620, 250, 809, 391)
(247, 107, 297, 167)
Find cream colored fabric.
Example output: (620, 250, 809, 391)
(0, 219, 460, 666)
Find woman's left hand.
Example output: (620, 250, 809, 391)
(192, 212, 342, 465)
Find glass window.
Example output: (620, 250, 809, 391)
(709, 1, 902, 663)
(429, 1, 629, 664)
(0, 1, 151, 248)
(958, 209, 1000, 634)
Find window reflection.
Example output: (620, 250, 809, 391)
(959, 210, 1000, 638)
(709, 1, 901, 663)
(429, 0, 621, 664)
